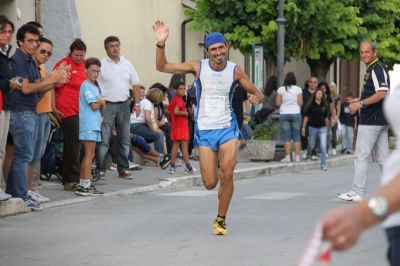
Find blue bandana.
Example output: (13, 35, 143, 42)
(204, 32, 226, 49)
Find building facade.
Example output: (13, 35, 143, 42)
(3, 0, 396, 96)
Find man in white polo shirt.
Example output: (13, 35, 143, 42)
(96, 36, 141, 179)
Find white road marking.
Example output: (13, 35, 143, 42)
(158, 190, 217, 197)
(244, 192, 305, 200)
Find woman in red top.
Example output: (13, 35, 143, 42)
(54, 39, 86, 190)
(168, 81, 196, 175)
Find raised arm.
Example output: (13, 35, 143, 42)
(153, 20, 199, 75)
(234, 66, 264, 105)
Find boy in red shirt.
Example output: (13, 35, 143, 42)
(168, 81, 197, 174)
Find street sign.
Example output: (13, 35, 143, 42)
(252, 44, 264, 112)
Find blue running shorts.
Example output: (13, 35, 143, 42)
(195, 121, 239, 152)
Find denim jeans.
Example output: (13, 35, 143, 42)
(340, 125, 354, 152)
(0, 110, 10, 188)
(386, 225, 400, 266)
(301, 116, 316, 157)
(96, 101, 131, 172)
(280, 113, 301, 142)
(241, 123, 253, 140)
(308, 126, 327, 166)
(160, 123, 172, 154)
(130, 123, 165, 154)
(6, 111, 38, 200)
(352, 125, 389, 197)
(32, 113, 51, 163)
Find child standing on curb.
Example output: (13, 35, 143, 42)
(76, 58, 105, 196)
(168, 81, 197, 175)
(339, 92, 358, 154)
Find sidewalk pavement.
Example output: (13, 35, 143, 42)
(0, 150, 354, 217)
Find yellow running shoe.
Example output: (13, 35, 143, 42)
(213, 217, 228, 235)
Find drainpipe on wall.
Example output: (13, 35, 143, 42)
(35, 0, 41, 22)
(181, 18, 193, 83)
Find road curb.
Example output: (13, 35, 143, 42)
(164, 154, 352, 185)
(0, 198, 31, 217)
(38, 155, 353, 210)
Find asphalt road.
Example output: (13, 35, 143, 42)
(0, 162, 389, 266)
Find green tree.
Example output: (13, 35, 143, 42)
(294, 0, 362, 80)
(186, 0, 400, 81)
(186, 0, 298, 76)
(356, 0, 400, 69)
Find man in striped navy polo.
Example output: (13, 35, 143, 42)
(338, 40, 390, 203)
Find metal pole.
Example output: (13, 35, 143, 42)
(276, 0, 286, 86)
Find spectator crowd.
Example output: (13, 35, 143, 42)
(0, 16, 357, 212)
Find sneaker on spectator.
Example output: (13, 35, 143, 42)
(280, 155, 291, 163)
(0, 189, 11, 201)
(184, 166, 198, 174)
(352, 194, 363, 203)
(295, 155, 301, 163)
(75, 185, 104, 196)
(311, 155, 318, 161)
(337, 190, 363, 202)
(118, 171, 133, 179)
(169, 166, 176, 174)
(97, 170, 106, 180)
(28, 190, 50, 203)
(332, 148, 337, 155)
(25, 196, 42, 211)
(302, 150, 307, 160)
(129, 161, 142, 170)
(160, 155, 171, 169)
(321, 165, 328, 171)
(109, 163, 117, 171)
(175, 158, 184, 167)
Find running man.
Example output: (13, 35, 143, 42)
(153, 20, 264, 235)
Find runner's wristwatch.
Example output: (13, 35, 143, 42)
(368, 196, 389, 220)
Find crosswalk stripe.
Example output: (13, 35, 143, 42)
(158, 190, 217, 197)
(244, 192, 305, 200)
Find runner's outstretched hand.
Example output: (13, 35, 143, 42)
(153, 20, 169, 45)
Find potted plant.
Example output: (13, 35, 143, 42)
(246, 117, 279, 161)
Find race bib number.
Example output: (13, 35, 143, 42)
(205, 95, 225, 117)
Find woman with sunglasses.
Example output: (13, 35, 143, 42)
(24, 37, 56, 204)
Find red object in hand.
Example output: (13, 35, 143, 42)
(319, 249, 332, 263)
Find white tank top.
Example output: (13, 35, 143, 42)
(382, 87, 400, 228)
(196, 59, 237, 130)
